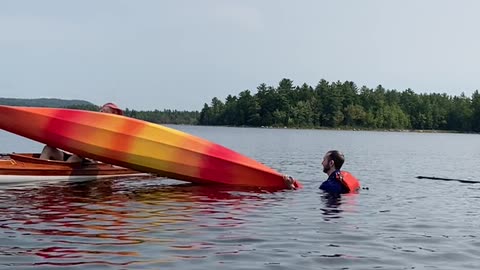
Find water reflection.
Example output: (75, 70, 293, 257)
(0, 178, 285, 268)
(318, 191, 359, 221)
(319, 193, 343, 218)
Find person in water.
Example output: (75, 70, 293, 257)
(39, 102, 123, 162)
(283, 150, 360, 193)
(319, 150, 348, 193)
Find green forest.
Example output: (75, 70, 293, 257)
(0, 98, 93, 107)
(0, 99, 198, 125)
(3, 78, 480, 132)
(66, 104, 199, 125)
(199, 78, 480, 132)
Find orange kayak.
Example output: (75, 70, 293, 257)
(0, 106, 301, 189)
(0, 153, 150, 184)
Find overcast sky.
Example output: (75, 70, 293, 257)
(1, 0, 479, 111)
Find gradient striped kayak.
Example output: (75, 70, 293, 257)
(0, 106, 301, 189)
(0, 153, 149, 184)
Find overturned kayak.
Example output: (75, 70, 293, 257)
(0, 153, 150, 184)
(0, 106, 301, 189)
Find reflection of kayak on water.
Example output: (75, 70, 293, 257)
(0, 153, 150, 184)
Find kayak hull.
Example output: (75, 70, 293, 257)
(0, 106, 300, 189)
(0, 153, 150, 184)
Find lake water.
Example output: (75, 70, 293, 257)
(1, 126, 480, 269)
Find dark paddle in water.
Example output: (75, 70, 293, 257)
(416, 176, 480, 184)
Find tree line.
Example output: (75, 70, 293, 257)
(66, 104, 199, 125)
(0, 98, 93, 107)
(8, 78, 478, 132)
(0, 98, 198, 124)
(199, 78, 480, 132)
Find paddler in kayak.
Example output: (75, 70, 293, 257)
(283, 150, 360, 193)
(39, 102, 123, 162)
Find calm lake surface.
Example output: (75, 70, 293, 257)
(1, 126, 480, 270)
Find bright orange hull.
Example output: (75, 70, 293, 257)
(0, 106, 301, 189)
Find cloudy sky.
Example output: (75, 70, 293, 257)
(1, 0, 479, 110)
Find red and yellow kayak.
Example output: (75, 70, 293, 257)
(0, 153, 149, 184)
(0, 106, 301, 189)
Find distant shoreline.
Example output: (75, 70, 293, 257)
(195, 124, 474, 134)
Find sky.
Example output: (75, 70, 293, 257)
(1, 0, 479, 111)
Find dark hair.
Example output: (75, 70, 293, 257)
(326, 150, 345, 170)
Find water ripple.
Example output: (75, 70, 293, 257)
(2, 128, 480, 269)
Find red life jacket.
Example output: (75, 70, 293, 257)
(338, 171, 360, 193)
